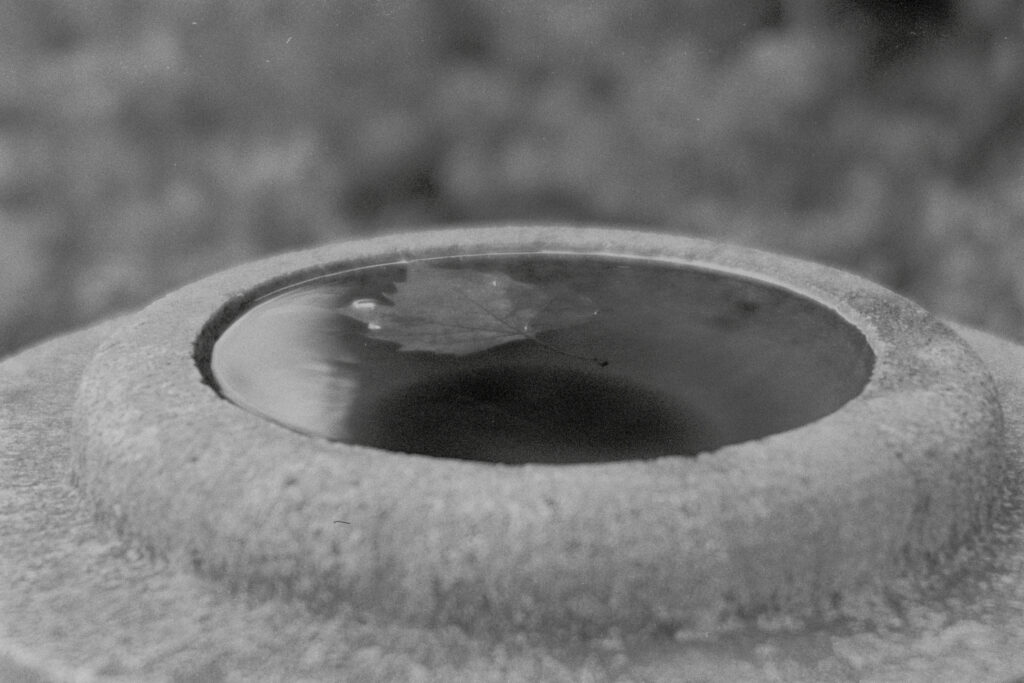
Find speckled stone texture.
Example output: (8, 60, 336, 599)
(2, 227, 1023, 681)
(69, 227, 1006, 634)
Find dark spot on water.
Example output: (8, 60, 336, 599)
(345, 365, 713, 464)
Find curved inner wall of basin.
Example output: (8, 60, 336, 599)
(209, 255, 876, 463)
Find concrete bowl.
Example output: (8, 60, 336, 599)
(3, 226, 1024, 681)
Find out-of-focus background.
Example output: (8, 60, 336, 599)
(1, 0, 1022, 357)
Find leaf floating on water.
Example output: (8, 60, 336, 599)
(339, 262, 600, 356)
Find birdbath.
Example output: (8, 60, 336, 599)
(3, 226, 1023, 681)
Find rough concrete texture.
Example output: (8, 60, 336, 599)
(70, 227, 1005, 635)
(0, 228, 1022, 681)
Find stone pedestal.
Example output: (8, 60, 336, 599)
(3, 227, 1023, 681)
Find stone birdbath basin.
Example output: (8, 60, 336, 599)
(2, 226, 1023, 681)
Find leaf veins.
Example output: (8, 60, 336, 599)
(339, 261, 605, 364)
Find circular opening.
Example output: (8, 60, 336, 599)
(208, 254, 874, 464)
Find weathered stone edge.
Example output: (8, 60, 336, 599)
(68, 226, 1007, 633)
(1, 273, 1022, 679)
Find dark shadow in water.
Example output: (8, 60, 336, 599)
(347, 363, 715, 464)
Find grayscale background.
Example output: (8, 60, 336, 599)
(1, 0, 1022, 356)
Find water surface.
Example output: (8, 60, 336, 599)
(210, 254, 873, 464)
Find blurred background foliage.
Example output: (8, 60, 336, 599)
(1, 0, 1023, 356)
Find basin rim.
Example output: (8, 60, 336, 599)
(71, 225, 1006, 632)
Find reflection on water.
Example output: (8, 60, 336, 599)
(210, 254, 873, 464)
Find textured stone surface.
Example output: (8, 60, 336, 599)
(71, 227, 1005, 635)
(1, 229, 1023, 681)
(3, 315, 1023, 682)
